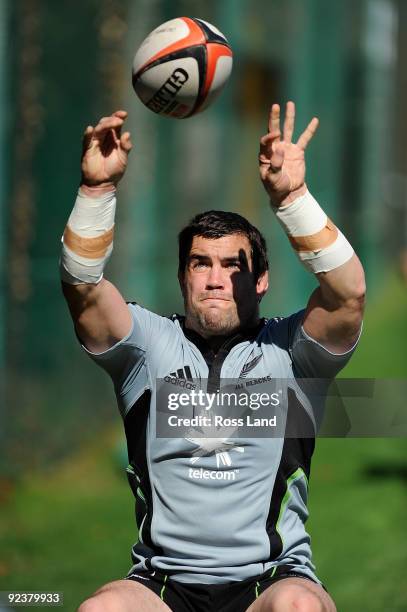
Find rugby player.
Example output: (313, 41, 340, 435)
(61, 103, 365, 611)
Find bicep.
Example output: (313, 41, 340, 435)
(302, 255, 365, 353)
(62, 278, 132, 352)
(73, 303, 172, 416)
(302, 287, 363, 353)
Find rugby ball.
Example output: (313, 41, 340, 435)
(132, 17, 233, 119)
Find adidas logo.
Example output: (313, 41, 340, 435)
(164, 366, 196, 390)
(168, 366, 193, 381)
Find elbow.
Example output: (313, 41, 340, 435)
(344, 280, 366, 315)
(343, 260, 366, 309)
(354, 274, 366, 304)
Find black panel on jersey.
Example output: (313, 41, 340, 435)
(173, 314, 267, 393)
(266, 389, 315, 560)
(130, 543, 159, 571)
(191, 17, 230, 46)
(124, 390, 164, 557)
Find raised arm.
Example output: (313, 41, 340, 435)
(259, 102, 365, 353)
(61, 111, 133, 353)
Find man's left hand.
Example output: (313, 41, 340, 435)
(259, 101, 319, 207)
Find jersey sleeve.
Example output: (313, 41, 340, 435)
(80, 303, 167, 416)
(269, 310, 362, 435)
(287, 309, 362, 378)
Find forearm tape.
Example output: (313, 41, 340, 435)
(272, 190, 354, 273)
(60, 186, 116, 284)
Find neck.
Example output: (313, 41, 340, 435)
(184, 315, 260, 351)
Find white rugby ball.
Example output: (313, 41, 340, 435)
(132, 17, 233, 119)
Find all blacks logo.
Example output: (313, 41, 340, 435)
(146, 68, 189, 114)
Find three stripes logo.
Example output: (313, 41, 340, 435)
(164, 366, 196, 390)
(169, 365, 193, 380)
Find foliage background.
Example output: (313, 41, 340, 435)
(0, 1, 406, 610)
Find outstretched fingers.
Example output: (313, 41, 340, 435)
(268, 104, 281, 141)
(283, 101, 295, 143)
(297, 117, 319, 150)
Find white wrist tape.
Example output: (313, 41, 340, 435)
(273, 190, 354, 273)
(60, 187, 116, 284)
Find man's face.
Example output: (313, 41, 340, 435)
(179, 234, 268, 337)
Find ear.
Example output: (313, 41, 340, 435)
(256, 270, 269, 303)
(178, 271, 185, 297)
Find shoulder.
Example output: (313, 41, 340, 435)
(127, 302, 180, 332)
(262, 310, 305, 350)
(126, 303, 187, 354)
(267, 307, 362, 378)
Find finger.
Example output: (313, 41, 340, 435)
(259, 131, 280, 164)
(94, 118, 125, 147)
(268, 144, 285, 174)
(98, 116, 115, 125)
(268, 104, 281, 141)
(94, 116, 124, 133)
(112, 110, 128, 119)
(283, 101, 295, 143)
(82, 125, 94, 153)
(113, 123, 122, 145)
(120, 131, 132, 153)
(297, 117, 319, 150)
(111, 110, 128, 141)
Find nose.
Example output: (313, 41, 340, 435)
(206, 264, 225, 289)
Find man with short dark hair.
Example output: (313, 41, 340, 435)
(62, 103, 365, 612)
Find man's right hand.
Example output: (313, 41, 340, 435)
(61, 110, 133, 353)
(81, 110, 133, 188)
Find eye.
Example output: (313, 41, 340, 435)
(226, 262, 240, 269)
(192, 261, 209, 270)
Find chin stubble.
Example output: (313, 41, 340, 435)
(192, 303, 244, 336)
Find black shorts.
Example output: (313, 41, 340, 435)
(125, 564, 326, 612)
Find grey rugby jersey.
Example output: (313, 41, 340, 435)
(83, 303, 359, 585)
